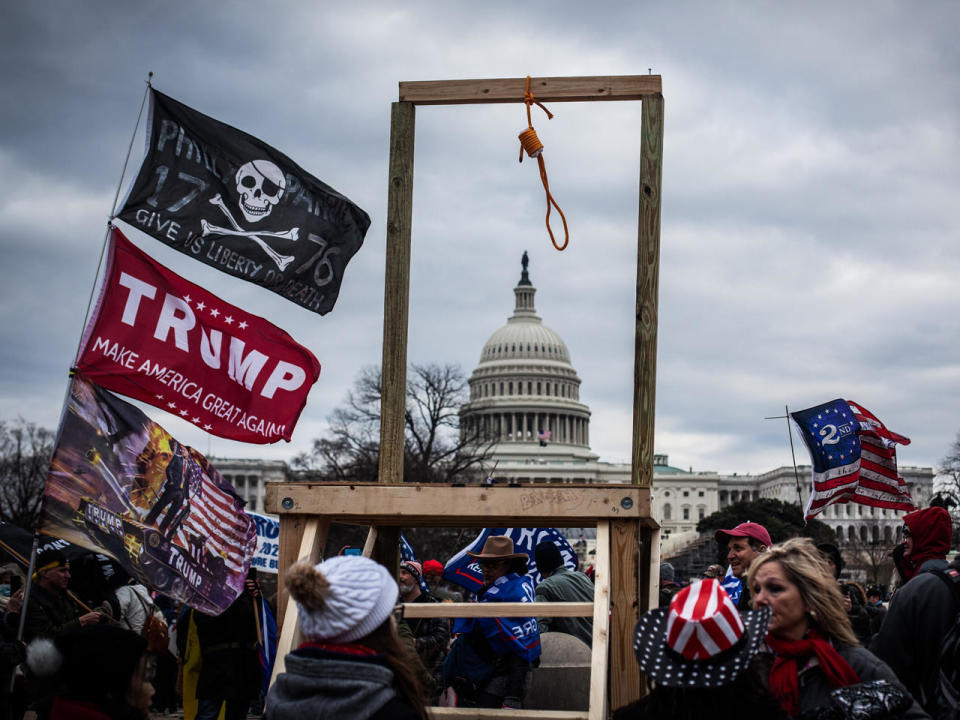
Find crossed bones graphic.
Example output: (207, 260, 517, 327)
(202, 194, 299, 271)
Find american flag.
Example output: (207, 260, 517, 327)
(538, 430, 551, 447)
(175, 456, 256, 574)
(790, 399, 914, 521)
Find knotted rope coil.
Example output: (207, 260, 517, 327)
(518, 76, 569, 251)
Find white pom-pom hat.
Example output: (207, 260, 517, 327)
(296, 555, 399, 643)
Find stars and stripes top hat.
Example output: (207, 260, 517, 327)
(633, 578, 771, 688)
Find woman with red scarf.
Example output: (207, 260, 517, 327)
(748, 538, 929, 718)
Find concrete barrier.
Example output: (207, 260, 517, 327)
(526, 632, 592, 711)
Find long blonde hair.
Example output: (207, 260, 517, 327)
(746, 537, 859, 647)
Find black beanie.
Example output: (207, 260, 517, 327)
(534, 541, 563, 575)
(816, 543, 844, 578)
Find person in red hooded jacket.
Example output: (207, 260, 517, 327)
(870, 505, 953, 714)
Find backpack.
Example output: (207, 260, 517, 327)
(126, 586, 170, 654)
(933, 562, 960, 720)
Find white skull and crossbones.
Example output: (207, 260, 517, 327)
(235, 160, 285, 223)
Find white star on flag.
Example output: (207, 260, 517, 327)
(196, 301, 206, 311)
(179, 409, 188, 417)
(210, 308, 220, 318)
(225, 316, 234, 325)
(167, 402, 176, 409)
(183, 295, 191, 304)
(238, 321, 248, 329)
(155, 394, 164, 400)
(203, 424, 212, 430)
(192, 417, 200, 423)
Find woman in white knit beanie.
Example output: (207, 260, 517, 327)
(266, 555, 427, 720)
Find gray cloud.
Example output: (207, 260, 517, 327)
(1, 0, 957, 479)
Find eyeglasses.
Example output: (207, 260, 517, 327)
(478, 559, 509, 569)
(902, 528, 911, 538)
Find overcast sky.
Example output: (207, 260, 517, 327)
(2, 1, 958, 477)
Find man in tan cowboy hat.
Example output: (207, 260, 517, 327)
(445, 535, 541, 709)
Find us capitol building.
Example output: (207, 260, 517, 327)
(457, 255, 935, 553)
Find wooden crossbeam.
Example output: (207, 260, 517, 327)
(428, 710, 588, 719)
(265, 483, 651, 526)
(403, 602, 593, 619)
(399, 75, 661, 105)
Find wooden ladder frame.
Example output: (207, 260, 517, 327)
(266, 75, 665, 719)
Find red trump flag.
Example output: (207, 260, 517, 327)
(76, 226, 320, 443)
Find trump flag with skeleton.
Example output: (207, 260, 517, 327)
(116, 89, 370, 315)
(43, 373, 256, 614)
(76, 227, 320, 444)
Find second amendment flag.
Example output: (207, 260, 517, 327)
(117, 89, 370, 315)
(76, 227, 320, 444)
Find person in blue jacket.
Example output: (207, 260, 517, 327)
(453, 536, 540, 709)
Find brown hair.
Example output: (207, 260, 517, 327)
(360, 618, 428, 719)
(747, 537, 859, 647)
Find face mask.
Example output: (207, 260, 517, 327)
(0, 584, 10, 597)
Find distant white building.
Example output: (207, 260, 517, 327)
(211, 457, 287, 513)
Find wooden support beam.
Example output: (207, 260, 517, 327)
(270, 518, 324, 685)
(265, 483, 650, 525)
(588, 521, 611, 720)
(379, 101, 415, 485)
(609, 519, 640, 710)
(428, 709, 587, 719)
(276, 515, 328, 628)
(361, 526, 379, 557)
(630, 93, 664, 489)
(399, 75, 661, 105)
(428, 710, 587, 719)
(403, 602, 593, 619)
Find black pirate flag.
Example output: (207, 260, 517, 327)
(117, 90, 370, 315)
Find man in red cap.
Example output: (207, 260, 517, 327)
(870, 506, 953, 715)
(714, 522, 771, 610)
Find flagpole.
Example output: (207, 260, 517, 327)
(73, 72, 153, 366)
(784, 404, 806, 521)
(15, 535, 39, 643)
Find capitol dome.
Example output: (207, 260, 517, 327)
(460, 253, 595, 463)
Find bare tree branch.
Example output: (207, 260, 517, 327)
(292, 363, 494, 484)
(0, 418, 54, 530)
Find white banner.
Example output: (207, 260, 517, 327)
(247, 511, 280, 574)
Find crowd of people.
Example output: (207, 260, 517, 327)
(1, 505, 957, 719)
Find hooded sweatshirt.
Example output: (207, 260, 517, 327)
(266, 645, 420, 720)
(902, 506, 952, 580)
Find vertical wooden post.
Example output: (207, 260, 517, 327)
(608, 519, 639, 711)
(379, 101, 416, 485)
(614, 92, 664, 708)
(631, 93, 664, 489)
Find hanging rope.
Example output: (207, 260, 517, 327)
(518, 76, 569, 251)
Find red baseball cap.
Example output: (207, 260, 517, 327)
(714, 522, 771, 548)
(422, 559, 444, 576)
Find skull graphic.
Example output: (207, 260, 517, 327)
(234, 159, 285, 223)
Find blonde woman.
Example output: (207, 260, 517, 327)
(747, 538, 927, 719)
